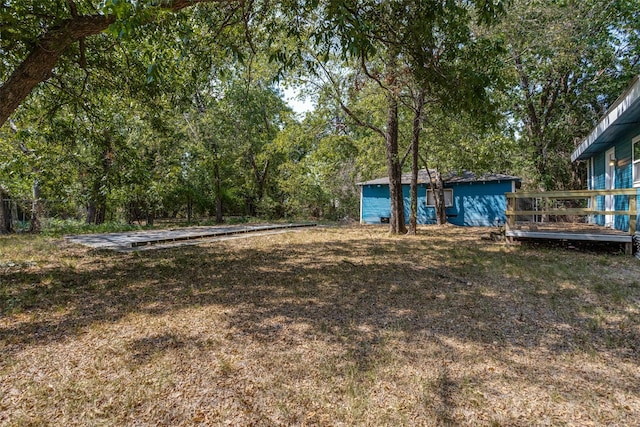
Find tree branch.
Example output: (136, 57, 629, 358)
(399, 141, 412, 168)
(512, 49, 541, 138)
(315, 58, 386, 138)
(360, 55, 388, 92)
(68, 0, 79, 17)
(0, 0, 224, 128)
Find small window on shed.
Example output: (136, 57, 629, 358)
(426, 189, 453, 207)
(633, 136, 640, 187)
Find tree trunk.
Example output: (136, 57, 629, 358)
(408, 91, 425, 235)
(385, 93, 406, 234)
(86, 186, 107, 225)
(425, 168, 447, 225)
(146, 210, 154, 226)
(95, 203, 106, 225)
(0, 188, 12, 234)
(85, 143, 111, 225)
(250, 155, 269, 204)
(434, 174, 447, 225)
(246, 196, 257, 217)
(85, 203, 96, 224)
(214, 162, 223, 223)
(29, 180, 42, 233)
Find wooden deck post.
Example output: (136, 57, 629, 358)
(629, 194, 637, 235)
(506, 194, 515, 244)
(625, 194, 638, 255)
(624, 193, 636, 255)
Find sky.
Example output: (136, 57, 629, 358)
(282, 86, 314, 118)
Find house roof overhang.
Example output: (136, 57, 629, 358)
(357, 170, 521, 186)
(571, 76, 640, 162)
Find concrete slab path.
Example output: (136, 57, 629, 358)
(65, 223, 316, 251)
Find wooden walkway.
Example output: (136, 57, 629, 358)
(65, 223, 317, 251)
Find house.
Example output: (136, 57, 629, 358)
(571, 75, 640, 232)
(358, 170, 520, 226)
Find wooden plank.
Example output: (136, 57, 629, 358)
(629, 194, 637, 235)
(68, 223, 319, 249)
(625, 242, 633, 255)
(505, 196, 515, 244)
(505, 189, 638, 198)
(505, 230, 632, 243)
(506, 209, 632, 216)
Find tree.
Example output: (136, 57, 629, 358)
(1, 0, 510, 234)
(273, 118, 359, 220)
(0, 0, 246, 127)
(1, 0, 285, 225)
(501, 0, 640, 190)
(0, 185, 12, 233)
(419, 104, 516, 224)
(313, 0, 507, 233)
(407, 88, 425, 234)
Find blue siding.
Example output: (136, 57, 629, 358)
(592, 150, 606, 189)
(593, 150, 606, 225)
(361, 185, 392, 224)
(360, 180, 514, 226)
(361, 184, 430, 224)
(585, 128, 639, 232)
(401, 184, 431, 224)
(447, 181, 512, 226)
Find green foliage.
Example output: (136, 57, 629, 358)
(421, 104, 516, 176)
(0, 0, 637, 227)
(500, 0, 639, 190)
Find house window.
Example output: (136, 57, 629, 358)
(633, 136, 640, 187)
(426, 189, 453, 207)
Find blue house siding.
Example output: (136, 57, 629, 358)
(586, 129, 639, 232)
(448, 181, 513, 226)
(361, 185, 393, 224)
(592, 150, 606, 225)
(360, 180, 514, 226)
(401, 184, 431, 224)
(361, 184, 431, 224)
(572, 76, 640, 237)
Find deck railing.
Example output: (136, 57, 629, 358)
(505, 188, 638, 236)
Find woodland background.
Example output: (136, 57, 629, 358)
(0, 0, 638, 231)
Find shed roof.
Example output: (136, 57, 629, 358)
(358, 169, 520, 186)
(571, 75, 640, 162)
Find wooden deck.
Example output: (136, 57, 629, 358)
(505, 188, 638, 254)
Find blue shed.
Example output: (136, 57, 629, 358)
(571, 75, 640, 233)
(358, 170, 520, 226)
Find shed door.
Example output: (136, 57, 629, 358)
(605, 147, 615, 227)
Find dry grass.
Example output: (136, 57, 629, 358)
(1, 226, 639, 426)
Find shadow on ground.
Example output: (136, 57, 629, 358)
(2, 227, 640, 414)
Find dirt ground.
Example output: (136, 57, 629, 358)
(1, 225, 639, 426)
